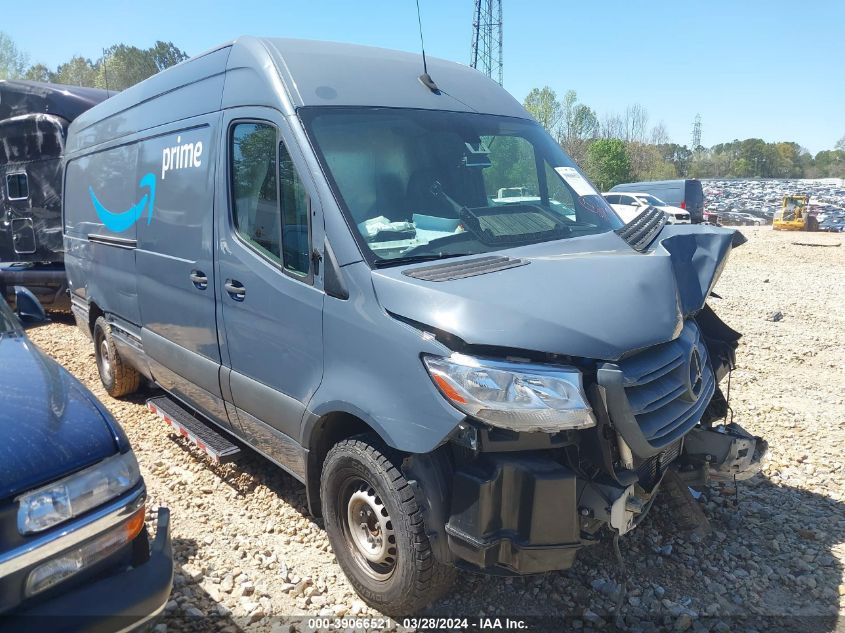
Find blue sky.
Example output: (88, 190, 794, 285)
(6, 0, 844, 153)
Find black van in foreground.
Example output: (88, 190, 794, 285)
(0, 290, 172, 631)
(611, 179, 706, 223)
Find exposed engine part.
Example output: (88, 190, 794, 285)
(578, 481, 654, 536)
(617, 435, 634, 471)
(682, 422, 768, 482)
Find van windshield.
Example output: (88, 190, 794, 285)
(301, 108, 622, 266)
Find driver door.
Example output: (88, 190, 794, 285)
(216, 107, 325, 462)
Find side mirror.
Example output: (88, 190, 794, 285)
(14, 286, 49, 329)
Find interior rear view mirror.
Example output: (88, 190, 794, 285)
(462, 141, 492, 168)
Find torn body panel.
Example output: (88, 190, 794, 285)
(372, 224, 744, 362)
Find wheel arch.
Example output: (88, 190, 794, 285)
(304, 410, 384, 517)
(87, 301, 104, 337)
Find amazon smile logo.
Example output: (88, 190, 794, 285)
(89, 172, 156, 233)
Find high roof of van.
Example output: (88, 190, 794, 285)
(67, 37, 530, 153)
(260, 38, 527, 116)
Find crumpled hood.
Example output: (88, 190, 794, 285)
(0, 335, 122, 500)
(372, 225, 744, 361)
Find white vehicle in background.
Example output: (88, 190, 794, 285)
(603, 192, 691, 224)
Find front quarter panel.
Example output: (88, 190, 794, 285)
(304, 261, 464, 454)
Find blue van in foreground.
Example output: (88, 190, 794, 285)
(0, 289, 172, 631)
(62, 37, 764, 615)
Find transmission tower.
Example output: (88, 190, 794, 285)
(691, 113, 702, 151)
(470, 0, 503, 85)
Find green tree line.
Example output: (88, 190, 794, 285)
(1, 31, 187, 91)
(523, 86, 845, 189)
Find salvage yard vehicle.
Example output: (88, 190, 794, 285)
(62, 37, 764, 615)
(733, 212, 764, 226)
(611, 179, 705, 223)
(773, 194, 818, 231)
(0, 80, 111, 311)
(602, 192, 691, 224)
(819, 217, 845, 232)
(0, 289, 172, 631)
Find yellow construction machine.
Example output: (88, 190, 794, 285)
(773, 194, 818, 231)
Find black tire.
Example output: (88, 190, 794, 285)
(93, 316, 141, 398)
(320, 435, 455, 616)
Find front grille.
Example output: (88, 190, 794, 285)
(617, 320, 715, 447)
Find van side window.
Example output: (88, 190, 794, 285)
(231, 122, 281, 263)
(279, 142, 310, 276)
(6, 173, 29, 200)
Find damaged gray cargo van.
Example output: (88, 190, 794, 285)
(63, 37, 764, 614)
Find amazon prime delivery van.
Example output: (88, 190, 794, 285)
(63, 37, 764, 615)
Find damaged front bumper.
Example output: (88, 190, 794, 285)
(425, 424, 766, 576)
(445, 453, 582, 574)
(405, 291, 763, 575)
(423, 447, 670, 576)
(408, 415, 766, 577)
(679, 422, 768, 483)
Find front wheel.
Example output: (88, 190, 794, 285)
(320, 436, 455, 616)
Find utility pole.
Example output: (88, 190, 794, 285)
(470, 0, 503, 85)
(691, 113, 702, 151)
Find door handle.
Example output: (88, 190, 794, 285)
(224, 279, 246, 301)
(189, 270, 208, 290)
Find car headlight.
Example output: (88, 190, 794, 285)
(423, 353, 596, 432)
(25, 505, 146, 597)
(17, 451, 141, 534)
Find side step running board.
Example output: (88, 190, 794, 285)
(147, 396, 240, 464)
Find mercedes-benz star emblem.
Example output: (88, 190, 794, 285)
(688, 348, 703, 399)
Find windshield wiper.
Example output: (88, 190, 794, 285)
(373, 253, 474, 268)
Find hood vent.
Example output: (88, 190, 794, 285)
(403, 255, 529, 281)
(616, 206, 667, 252)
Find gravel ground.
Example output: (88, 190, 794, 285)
(28, 227, 845, 632)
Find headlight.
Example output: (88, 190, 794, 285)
(17, 451, 141, 534)
(423, 353, 596, 432)
(25, 505, 146, 597)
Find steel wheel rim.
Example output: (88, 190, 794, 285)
(341, 478, 397, 581)
(98, 338, 112, 380)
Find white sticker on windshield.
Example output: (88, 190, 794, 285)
(555, 166, 596, 197)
